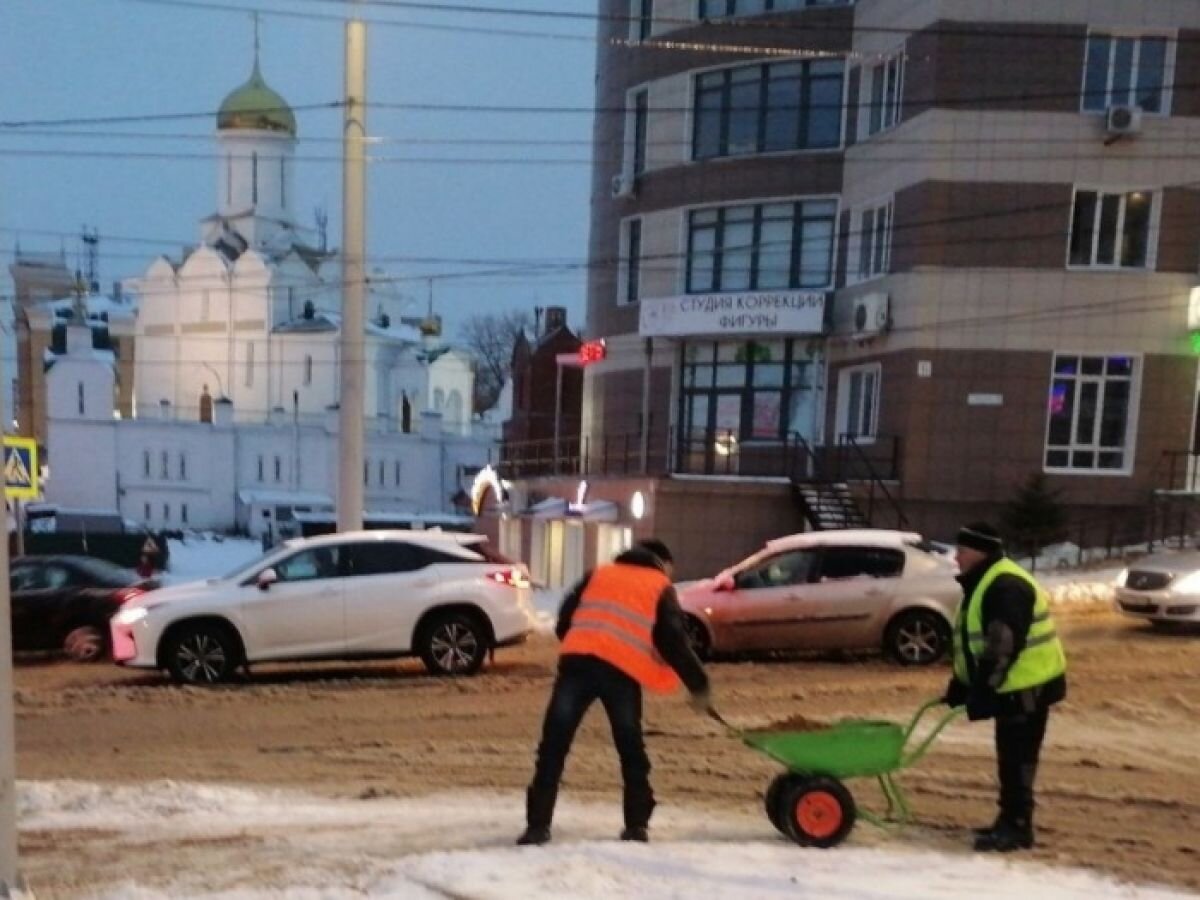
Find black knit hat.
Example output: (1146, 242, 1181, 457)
(637, 539, 674, 565)
(957, 522, 1004, 554)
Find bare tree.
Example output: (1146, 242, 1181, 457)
(460, 309, 533, 414)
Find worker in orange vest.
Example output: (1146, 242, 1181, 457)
(517, 539, 710, 846)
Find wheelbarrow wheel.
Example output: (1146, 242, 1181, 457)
(764, 772, 800, 836)
(781, 776, 857, 848)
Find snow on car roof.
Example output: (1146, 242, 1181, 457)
(764, 529, 925, 552)
(285, 529, 487, 550)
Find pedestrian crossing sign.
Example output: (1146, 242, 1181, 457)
(4, 436, 39, 500)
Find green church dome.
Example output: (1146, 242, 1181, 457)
(217, 61, 296, 137)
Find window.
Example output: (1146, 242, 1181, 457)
(855, 199, 893, 282)
(631, 89, 649, 176)
(378, 460, 386, 486)
(621, 218, 643, 305)
(226, 154, 232, 205)
(160, 450, 169, 480)
(257, 454, 265, 482)
(252, 151, 259, 204)
(1082, 33, 1171, 113)
(144, 502, 151, 520)
(687, 199, 837, 293)
(837, 364, 880, 442)
(736, 549, 816, 590)
(694, 58, 844, 159)
(162, 503, 170, 522)
(1045, 354, 1138, 473)
(244, 342, 255, 387)
(632, 0, 653, 42)
(817, 546, 905, 580)
(364, 460, 370, 485)
(181, 503, 189, 525)
(677, 339, 819, 458)
(179, 453, 188, 481)
(77, 382, 85, 416)
(280, 156, 287, 205)
(273, 547, 340, 583)
(863, 49, 905, 137)
(700, 0, 848, 17)
(274, 456, 283, 483)
(1068, 189, 1155, 269)
(287, 286, 296, 319)
(343, 542, 456, 577)
(143, 450, 151, 478)
(394, 461, 402, 486)
(303, 355, 313, 386)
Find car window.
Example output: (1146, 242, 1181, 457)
(345, 542, 427, 576)
(736, 550, 815, 590)
(10, 565, 41, 592)
(70, 557, 139, 587)
(274, 547, 340, 583)
(817, 547, 905, 581)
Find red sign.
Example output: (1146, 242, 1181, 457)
(579, 340, 607, 366)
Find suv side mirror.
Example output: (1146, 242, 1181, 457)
(256, 568, 279, 591)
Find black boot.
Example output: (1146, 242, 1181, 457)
(622, 784, 656, 842)
(972, 814, 1003, 838)
(620, 826, 649, 842)
(974, 817, 1034, 852)
(518, 785, 557, 847)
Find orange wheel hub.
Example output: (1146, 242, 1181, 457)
(794, 790, 843, 840)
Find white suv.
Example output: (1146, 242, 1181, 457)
(111, 531, 536, 685)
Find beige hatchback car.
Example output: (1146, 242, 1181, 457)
(677, 530, 961, 665)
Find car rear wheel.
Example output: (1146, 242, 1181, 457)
(163, 623, 240, 685)
(63, 625, 107, 663)
(683, 615, 712, 660)
(419, 612, 489, 676)
(885, 609, 951, 666)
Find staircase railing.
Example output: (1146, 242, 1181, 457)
(832, 434, 909, 530)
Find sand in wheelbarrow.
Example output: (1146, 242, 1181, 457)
(757, 713, 826, 733)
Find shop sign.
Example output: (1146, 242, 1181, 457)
(639, 290, 826, 338)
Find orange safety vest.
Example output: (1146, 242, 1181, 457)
(559, 563, 682, 694)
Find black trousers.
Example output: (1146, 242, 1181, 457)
(527, 655, 654, 830)
(994, 704, 1051, 824)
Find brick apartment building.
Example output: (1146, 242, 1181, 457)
(482, 0, 1200, 581)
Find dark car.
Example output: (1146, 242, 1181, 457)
(9, 556, 153, 662)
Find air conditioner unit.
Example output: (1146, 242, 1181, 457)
(852, 293, 890, 339)
(1106, 104, 1143, 137)
(611, 173, 635, 198)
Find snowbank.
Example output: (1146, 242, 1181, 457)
(15, 781, 1190, 899)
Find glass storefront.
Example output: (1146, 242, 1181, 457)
(677, 338, 821, 475)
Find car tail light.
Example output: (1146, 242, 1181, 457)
(114, 586, 146, 606)
(488, 568, 530, 589)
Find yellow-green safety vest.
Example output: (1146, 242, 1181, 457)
(952, 558, 1067, 693)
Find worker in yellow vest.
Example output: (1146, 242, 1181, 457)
(943, 522, 1068, 853)
(517, 539, 710, 846)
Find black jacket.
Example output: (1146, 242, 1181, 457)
(556, 548, 709, 694)
(946, 551, 1067, 720)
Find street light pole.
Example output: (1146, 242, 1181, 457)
(337, 3, 367, 532)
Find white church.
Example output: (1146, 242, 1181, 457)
(43, 52, 498, 538)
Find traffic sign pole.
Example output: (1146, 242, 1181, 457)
(1, 354, 20, 893)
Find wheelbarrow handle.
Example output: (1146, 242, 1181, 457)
(899, 697, 964, 768)
(706, 705, 742, 737)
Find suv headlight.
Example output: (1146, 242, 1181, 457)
(1115, 568, 1129, 587)
(1172, 571, 1200, 595)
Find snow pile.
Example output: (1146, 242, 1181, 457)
(1042, 567, 1122, 612)
(16, 781, 1190, 899)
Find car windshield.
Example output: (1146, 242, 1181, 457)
(71, 557, 140, 587)
(219, 547, 292, 582)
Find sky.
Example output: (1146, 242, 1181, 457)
(0, 0, 597, 339)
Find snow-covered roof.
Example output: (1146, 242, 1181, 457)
(765, 529, 925, 552)
(43, 345, 117, 367)
(237, 489, 333, 507)
(28, 292, 137, 323)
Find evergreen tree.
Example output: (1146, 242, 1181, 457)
(1002, 473, 1068, 551)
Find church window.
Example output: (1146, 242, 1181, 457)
(257, 454, 265, 482)
(280, 157, 287, 206)
(378, 460, 385, 485)
(274, 455, 282, 483)
(179, 453, 188, 480)
(77, 382, 85, 416)
(143, 450, 151, 478)
(181, 504, 189, 525)
(144, 502, 151, 521)
(304, 355, 313, 386)
(401, 394, 412, 433)
(252, 152, 259, 204)
(160, 451, 169, 480)
(226, 154, 232, 205)
(163, 503, 170, 522)
(245, 342, 256, 387)
(287, 286, 296, 319)
(394, 461, 401, 486)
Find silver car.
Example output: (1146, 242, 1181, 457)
(1115, 552, 1200, 626)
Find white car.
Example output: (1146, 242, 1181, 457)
(111, 531, 536, 684)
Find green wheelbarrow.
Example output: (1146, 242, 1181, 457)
(712, 698, 963, 848)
